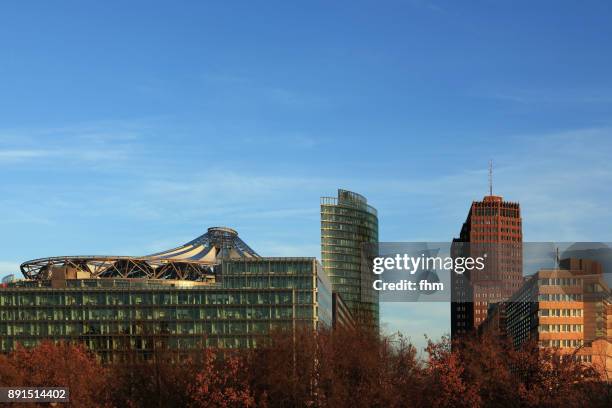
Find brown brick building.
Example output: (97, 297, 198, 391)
(451, 195, 522, 337)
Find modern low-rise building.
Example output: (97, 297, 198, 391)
(484, 258, 612, 380)
(0, 227, 334, 362)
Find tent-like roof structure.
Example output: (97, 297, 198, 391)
(148, 227, 259, 262)
(20, 227, 260, 281)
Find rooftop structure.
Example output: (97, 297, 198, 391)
(20, 227, 259, 282)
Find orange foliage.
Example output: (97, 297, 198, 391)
(0, 341, 109, 408)
(189, 349, 255, 408)
(0, 331, 610, 407)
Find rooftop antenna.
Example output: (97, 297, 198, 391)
(488, 159, 493, 196)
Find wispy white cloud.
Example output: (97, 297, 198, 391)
(0, 118, 155, 167)
(143, 171, 330, 200)
(0, 146, 134, 164)
(3, 121, 610, 246)
(0, 149, 51, 162)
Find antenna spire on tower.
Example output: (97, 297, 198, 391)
(488, 160, 493, 196)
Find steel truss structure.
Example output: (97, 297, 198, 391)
(21, 227, 259, 282)
(20, 256, 217, 281)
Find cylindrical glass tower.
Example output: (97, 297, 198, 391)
(320, 189, 379, 329)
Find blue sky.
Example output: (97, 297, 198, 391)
(1, 1, 612, 350)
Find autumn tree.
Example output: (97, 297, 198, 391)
(2, 330, 610, 408)
(189, 348, 255, 408)
(422, 335, 481, 408)
(245, 326, 423, 408)
(511, 340, 607, 408)
(422, 334, 611, 408)
(1, 341, 110, 408)
(107, 347, 197, 408)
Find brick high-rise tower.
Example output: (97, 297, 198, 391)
(451, 194, 523, 337)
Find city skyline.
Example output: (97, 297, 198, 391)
(2, 184, 610, 351)
(2, 1, 612, 350)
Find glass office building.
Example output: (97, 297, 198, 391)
(0, 228, 332, 361)
(321, 189, 379, 328)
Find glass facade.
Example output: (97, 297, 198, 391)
(321, 189, 379, 328)
(0, 258, 332, 362)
